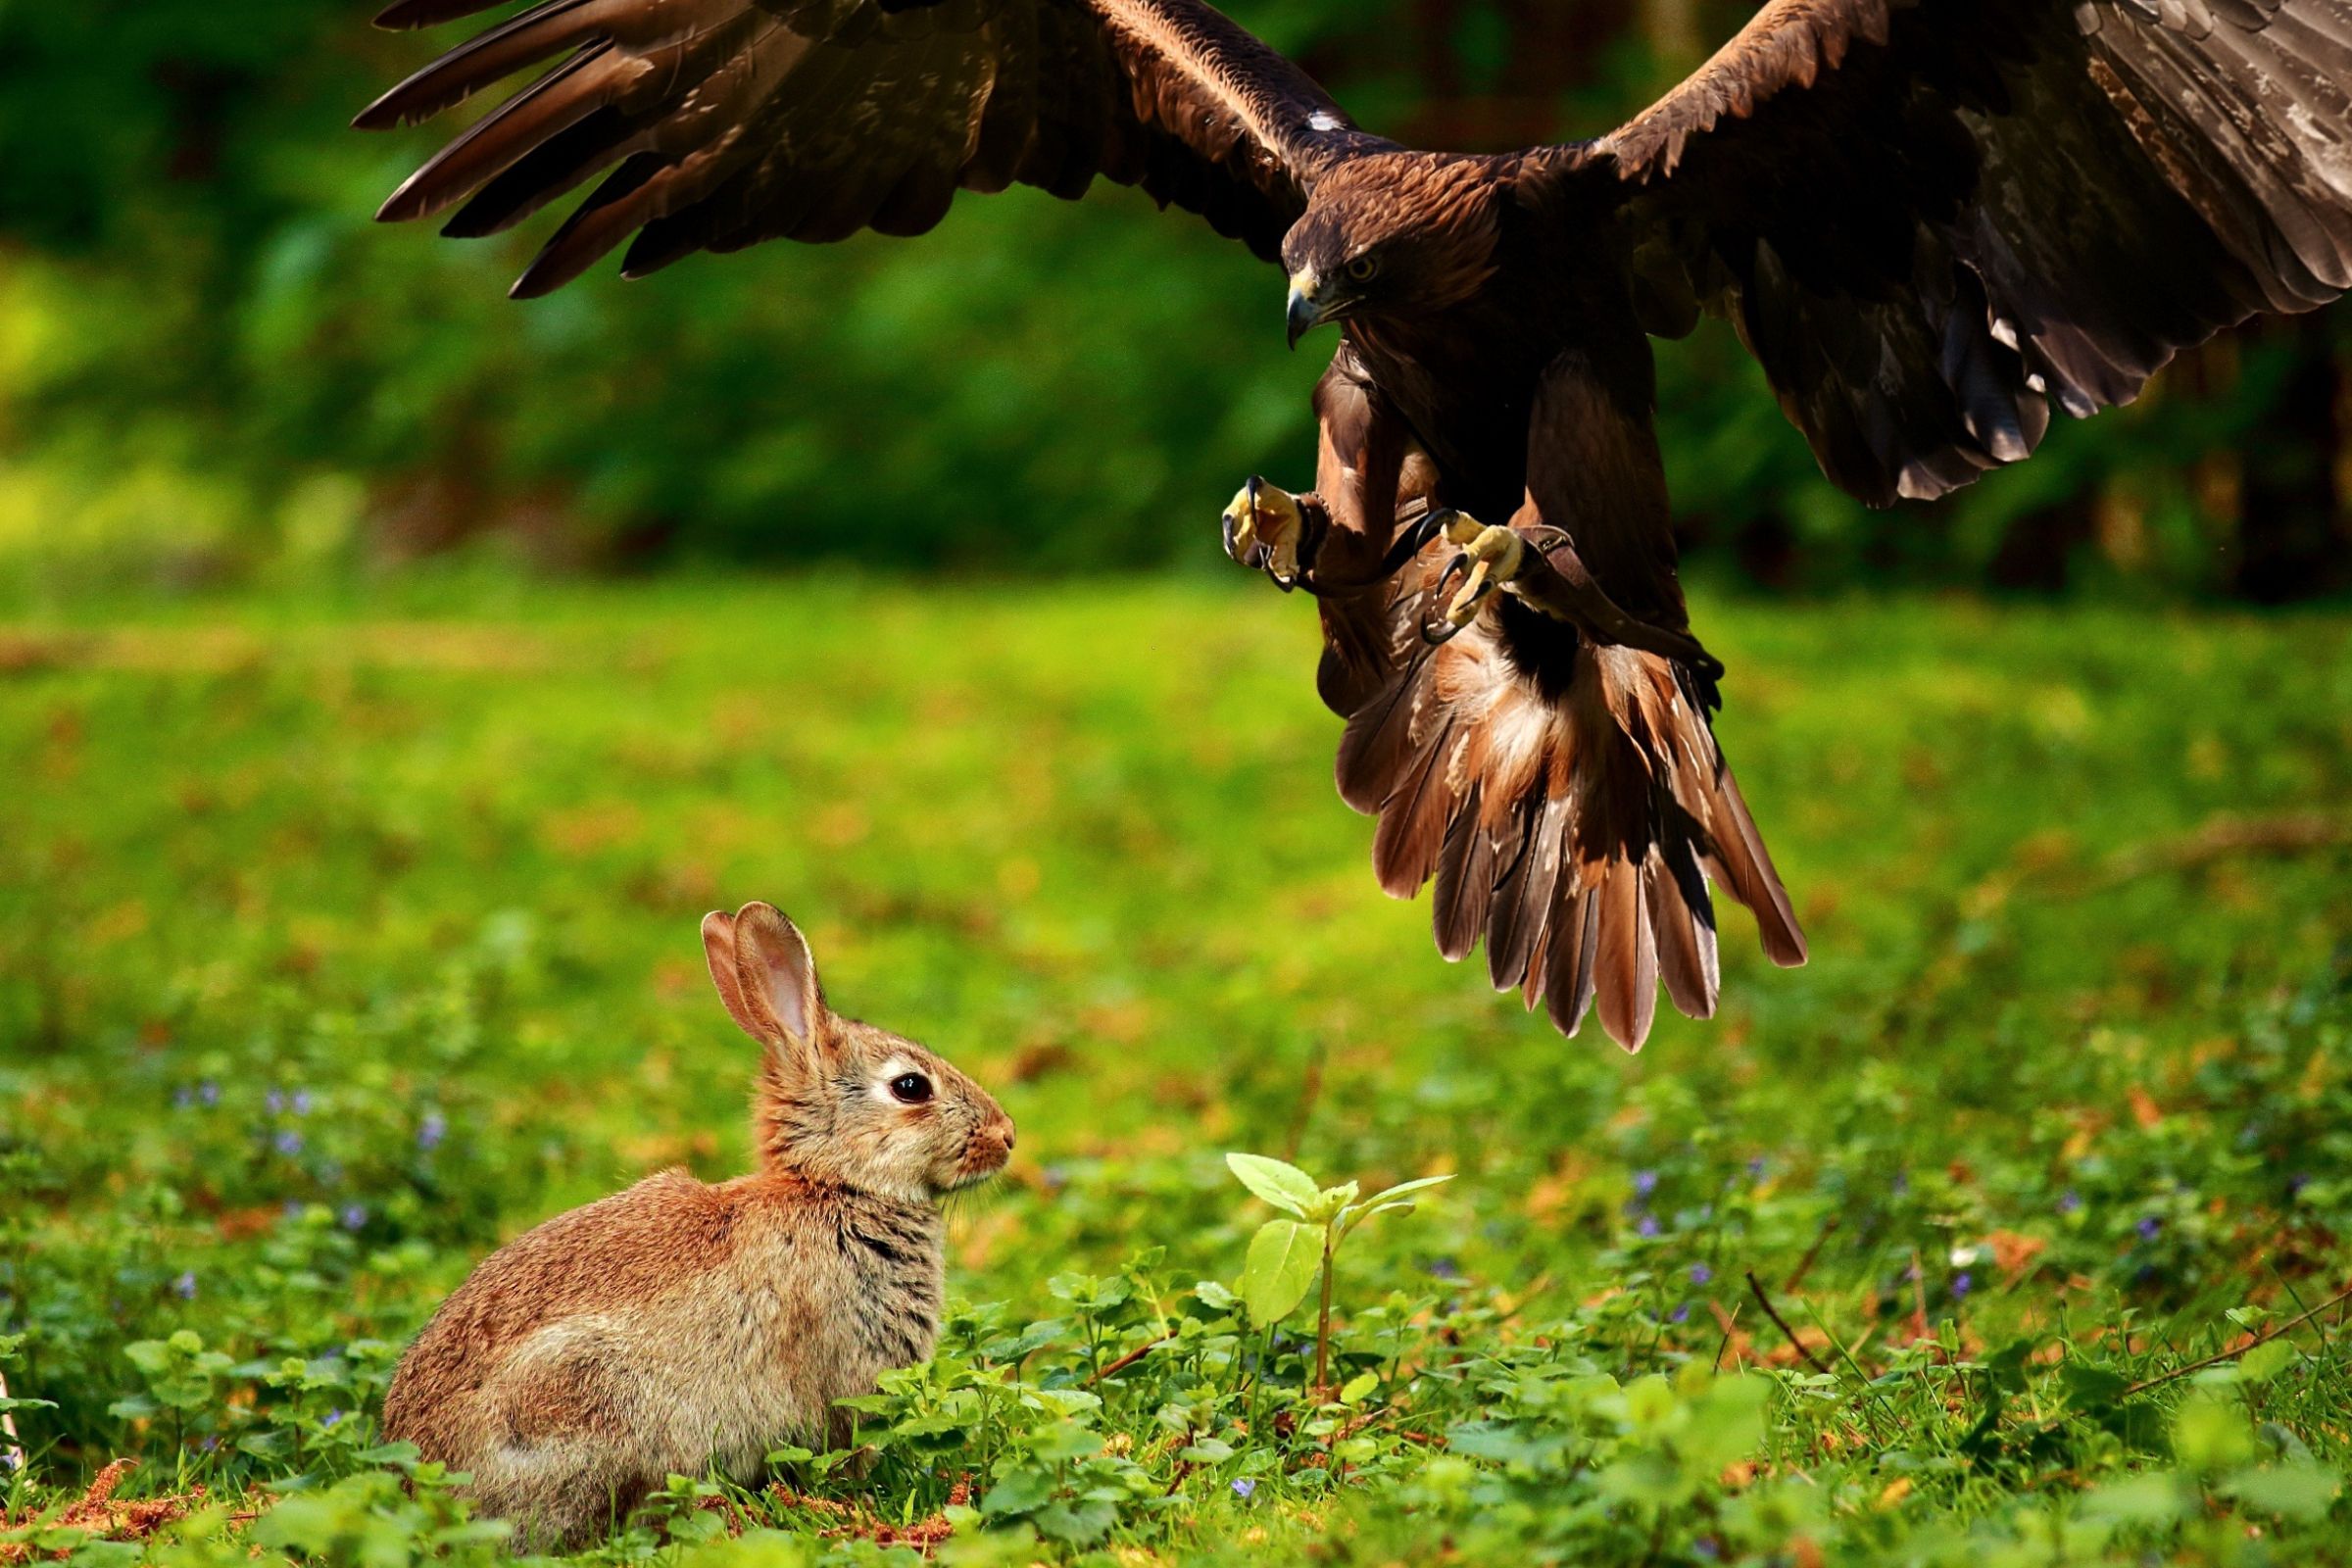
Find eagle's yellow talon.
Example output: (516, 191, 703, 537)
(1223, 483, 1261, 554)
(1444, 520, 1527, 626)
(1221, 477, 1303, 578)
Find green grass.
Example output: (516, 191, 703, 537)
(5, 577, 2352, 1566)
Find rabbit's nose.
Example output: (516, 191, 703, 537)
(993, 1121, 1017, 1152)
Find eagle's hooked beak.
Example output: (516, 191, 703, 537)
(1286, 269, 1329, 349)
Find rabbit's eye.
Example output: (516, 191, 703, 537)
(889, 1073, 934, 1104)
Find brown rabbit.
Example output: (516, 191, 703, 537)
(380, 903, 1015, 1548)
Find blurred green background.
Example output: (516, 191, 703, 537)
(3, 0, 2347, 601)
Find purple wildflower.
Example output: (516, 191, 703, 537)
(1638, 1215, 1660, 1239)
(321, 1409, 344, 1429)
(340, 1203, 368, 1233)
(1747, 1156, 1767, 1181)
(173, 1087, 193, 1110)
(1427, 1257, 1463, 1282)
(292, 1090, 313, 1116)
(274, 1130, 304, 1156)
(2058, 1190, 2082, 1215)
(267, 1090, 284, 1114)
(2137, 1216, 2162, 1242)
(417, 1111, 447, 1151)
(173, 1271, 197, 1300)
(1231, 1479, 1256, 1499)
(198, 1081, 220, 1107)
(1690, 1263, 1713, 1287)
(1633, 1169, 1659, 1199)
(1670, 1302, 1691, 1324)
(1952, 1273, 1974, 1300)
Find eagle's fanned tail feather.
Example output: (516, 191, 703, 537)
(1650, 853, 1722, 1022)
(1334, 561, 1802, 1052)
(1480, 791, 1555, 997)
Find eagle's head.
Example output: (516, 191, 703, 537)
(1281, 154, 1503, 347)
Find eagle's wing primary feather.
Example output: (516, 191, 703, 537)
(357, 0, 1390, 295)
(1544, 0, 2352, 509)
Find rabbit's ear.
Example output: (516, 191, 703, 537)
(701, 910, 759, 1039)
(718, 903, 832, 1064)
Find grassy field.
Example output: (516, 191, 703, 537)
(5, 577, 2352, 1566)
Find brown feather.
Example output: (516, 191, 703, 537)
(1647, 853, 1721, 1022)
(375, 45, 642, 223)
(1335, 651, 1436, 813)
(1369, 719, 1459, 900)
(1592, 858, 1658, 1052)
(1485, 792, 1561, 995)
(1543, 882, 1600, 1039)
(1696, 764, 1808, 969)
(1432, 784, 1506, 962)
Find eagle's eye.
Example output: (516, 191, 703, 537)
(1346, 254, 1380, 284)
(889, 1072, 934, 1104)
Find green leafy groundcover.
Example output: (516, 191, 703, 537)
(4, 578, 2352, 1565)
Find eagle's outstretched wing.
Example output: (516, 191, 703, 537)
(1545, 0, 2352, 526)
(358, 0, 1391, 295)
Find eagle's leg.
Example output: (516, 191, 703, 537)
(1440, 511, 1723, 679)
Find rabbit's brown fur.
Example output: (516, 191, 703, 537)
(380, 904, 1013, 1549)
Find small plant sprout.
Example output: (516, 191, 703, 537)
(1224, 1152, 1452, 1394)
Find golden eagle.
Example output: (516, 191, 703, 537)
(363, 0, 2352, 1049)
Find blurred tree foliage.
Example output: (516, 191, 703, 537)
(0, 0, 2345, 596)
